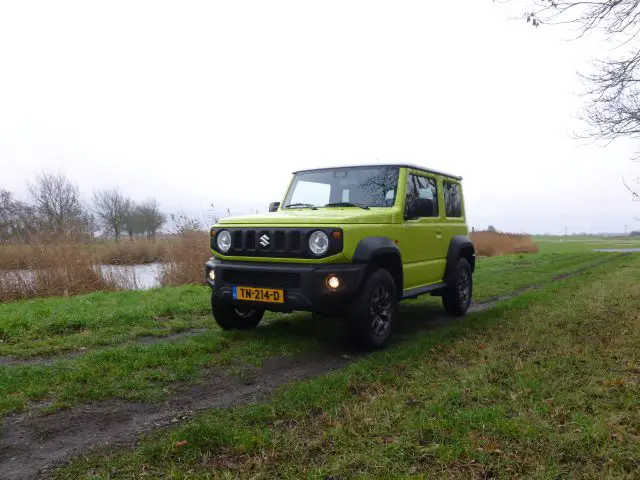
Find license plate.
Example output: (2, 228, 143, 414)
(232, 286, 284, 303)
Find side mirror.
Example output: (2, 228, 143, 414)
(269, 202, 280, 212)
(405, 198, 434, 219)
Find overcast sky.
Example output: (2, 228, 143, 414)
(1, 0, 638, 234)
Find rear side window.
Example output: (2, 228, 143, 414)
(443, 181, 462, 217)
(406, 174, 439, 217)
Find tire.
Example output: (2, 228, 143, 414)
(348, 269, 398, 350)
(211, 294, 264, 330)
(442, 257, 473, 316)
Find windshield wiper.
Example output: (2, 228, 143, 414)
(283, 203, 318, 210)
(323, 202, 370, 210)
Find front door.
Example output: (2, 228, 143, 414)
(400, 172, 448, 289)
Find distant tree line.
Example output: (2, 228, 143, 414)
(0, 172, 167, 244)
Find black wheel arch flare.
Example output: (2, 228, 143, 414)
(444, 235, 476, 285)
(352, 237, 403, 298)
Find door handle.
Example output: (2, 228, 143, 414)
(435, 228, 443, 239)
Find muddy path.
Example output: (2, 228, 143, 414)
(0, 353, 354, 480)
(0, 305, 467, 480)
(0, 328, 208, 367)
(0, 253, 626, 479)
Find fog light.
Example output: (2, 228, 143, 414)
(327, 275, 340, 290)
(208, 269, 216, 281)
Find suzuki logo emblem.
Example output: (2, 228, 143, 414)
(259, 234, 270, 247)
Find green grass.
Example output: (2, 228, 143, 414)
(472, 251, 616, 301)
(0, 286, 210, 357)
(0, 248, 629, 418)
(0, 250, 621, 358)
(1, 239, 638, 477)
(56, 251, 640, 478)
(534, 236, 640, 254)
(0, 311, 343, 416)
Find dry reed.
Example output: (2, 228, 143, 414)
(470, 231, 539, 257)
(0, 238, 167, 270)
(158, 231, 209, 287)
(0, 243, 134, 302)
(97, 240, 167, 265)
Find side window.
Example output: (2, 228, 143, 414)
(443, 182, 462, 217)
(406, 174, 438, 217)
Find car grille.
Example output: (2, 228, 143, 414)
(222, 270, 301, 289)
(213, 228, 342, 259)
(230, 229, 303, 255)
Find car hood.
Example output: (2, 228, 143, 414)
(217, 208, 395, 225)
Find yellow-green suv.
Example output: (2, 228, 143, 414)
(205, 164, 475, 349)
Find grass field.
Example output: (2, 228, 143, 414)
(534, 236, 640, 254)
(0, 239, 638, 478)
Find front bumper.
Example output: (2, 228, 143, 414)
(205, 259, 367, 314)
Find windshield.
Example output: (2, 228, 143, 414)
(283, 166, 399, 208)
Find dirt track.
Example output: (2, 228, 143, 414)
(0, 328, 208, 367)
(0, 255, 625, 480)
(0, 354, 354, 480)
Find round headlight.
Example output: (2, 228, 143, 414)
(217, 230, 232, 253)
(309, 230, 329, 256)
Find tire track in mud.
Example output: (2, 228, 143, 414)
(0, 354, 355, 480)
(0, 253, 628, 479)
(0, 328, 208, 367)
(470, 253, 628, 312)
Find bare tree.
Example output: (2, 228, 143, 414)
(624, 175, 640, 221)
(0, 189, 38, 244)
(92, 188, 132, 242)
(510, 1, 640, 199)
(28, 172, 87, 235)
(624, 175, 640, 201)
(138, 199, 166, 238)
(122, 204, 141, 240)
(122, 199, 166, 239)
